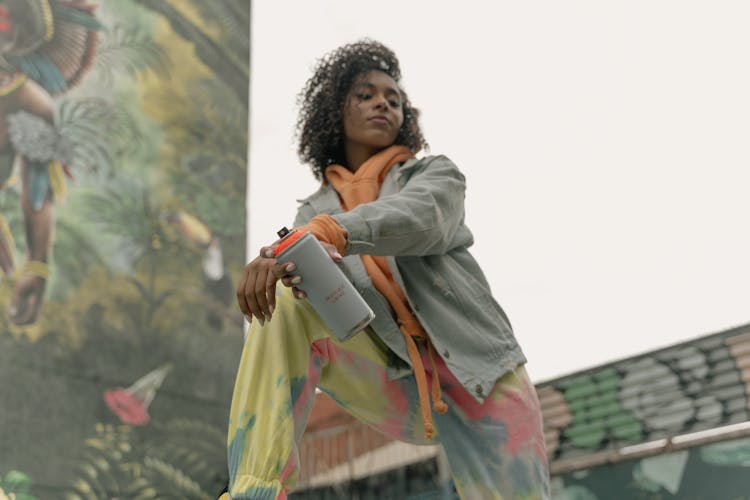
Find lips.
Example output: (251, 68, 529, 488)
(368, 115, 390, 126)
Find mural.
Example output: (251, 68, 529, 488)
(0, 0, 249, 497)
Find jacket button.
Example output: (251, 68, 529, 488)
(475, 385, 483, 396)
(443, 349, 450, 359)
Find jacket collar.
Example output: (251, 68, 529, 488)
(296, 157, 421, 207)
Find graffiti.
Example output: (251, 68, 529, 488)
(538, 324, 750, 466)
(561, 368, 642, 449)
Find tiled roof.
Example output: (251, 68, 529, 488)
(538, 322, 750, 472)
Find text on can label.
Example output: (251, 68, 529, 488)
(325, 284, 345, 304)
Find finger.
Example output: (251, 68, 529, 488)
(281, 274, 303, 288)
(259, 246, 275, 259)
(273, 261, 295, 279)
(265, 270, 278, 320)
(236, 270, 252, 318)
(254, 268, 271, 323)
(293, 286, 307, 300)
(321, 242, 343, 262)
(245, 269, 265, 325)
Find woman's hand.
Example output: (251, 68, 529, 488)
(236, 240, 343, 325)
(236, 244, 292, 325)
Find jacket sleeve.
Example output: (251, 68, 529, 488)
(332, 155, 472, 256)
(293, 201, 316, 228)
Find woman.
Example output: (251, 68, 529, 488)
(230, 39, 550, 499)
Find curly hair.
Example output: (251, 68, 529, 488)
(295, 39, 427, 180)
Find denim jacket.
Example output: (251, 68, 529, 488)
(293, 155, 526, 403)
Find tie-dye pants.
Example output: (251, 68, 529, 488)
(227, 287, 550, 499)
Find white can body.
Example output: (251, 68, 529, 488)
(276, 232, 374, 340)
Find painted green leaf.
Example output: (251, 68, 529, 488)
(3, 470, 32, 493)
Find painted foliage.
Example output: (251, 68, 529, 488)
(0, 0, 249, 497)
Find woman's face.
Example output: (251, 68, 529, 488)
(342, 70, 404, 154)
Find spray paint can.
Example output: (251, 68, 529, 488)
(273, 227, 375, 340)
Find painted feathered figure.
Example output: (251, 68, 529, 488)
(0, 0, 101, 325)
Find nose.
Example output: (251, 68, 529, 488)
(372, 93, 389, 110)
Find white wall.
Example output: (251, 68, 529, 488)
(249, 1, 750, 381)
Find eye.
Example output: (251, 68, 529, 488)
(389, 100, 400, 108)
(356, 93, 371, 100)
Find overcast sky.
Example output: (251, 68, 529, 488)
(248, 1, 750, 382)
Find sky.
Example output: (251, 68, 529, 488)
(248, 1, 750, 382)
